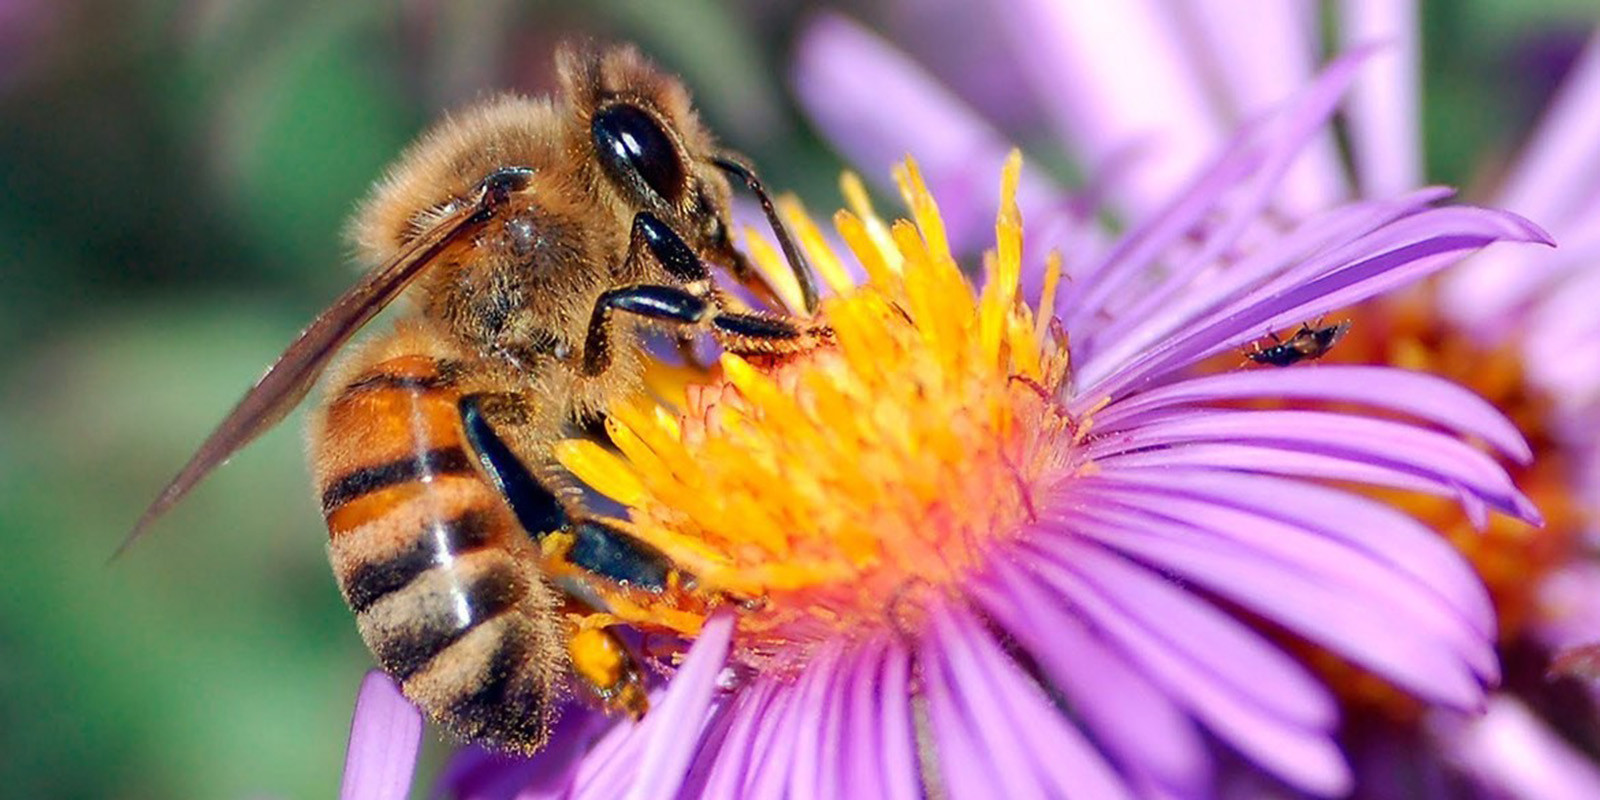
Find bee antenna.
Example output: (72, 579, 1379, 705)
(712, 154, 820, 314)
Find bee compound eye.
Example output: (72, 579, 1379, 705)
(591, 104, 687, 205)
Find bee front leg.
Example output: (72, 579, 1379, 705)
(578, 285, 827, 375)
(580, 214, 829, 376)
(628, 212, 711, 282)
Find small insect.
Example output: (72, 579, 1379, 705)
(126, 44, 828, 753)
(1245, 319, 1351, 367)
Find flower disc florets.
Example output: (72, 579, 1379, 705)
(561, 154, 1078, 673)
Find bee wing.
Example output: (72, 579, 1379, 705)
(119, 169, 531, 557)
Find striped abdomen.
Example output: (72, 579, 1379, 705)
(312, 343, 565, 753)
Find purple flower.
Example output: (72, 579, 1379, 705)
(330, 52, 1556, 798)
(789, 4, 1600, 797)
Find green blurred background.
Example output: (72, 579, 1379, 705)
(0, 1, 1595, 797)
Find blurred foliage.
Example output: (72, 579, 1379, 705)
(0, 0, 1593, 797)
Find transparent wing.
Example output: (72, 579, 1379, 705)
(118, 168, 532, 556)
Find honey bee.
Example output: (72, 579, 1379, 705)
(1245, 319, 1351, 367)
(127, 44, 828, 753)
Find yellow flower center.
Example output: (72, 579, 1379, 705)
(558, 154, 1079, 673)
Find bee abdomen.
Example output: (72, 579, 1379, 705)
(339, 507, 496, 613)
(406, 614, 559, 752)
(356, 549, 524, 678)
(313, 346, 566, 750)
(319, 446, 475, 517)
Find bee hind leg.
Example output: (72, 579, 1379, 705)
(567, 618, 650, 718)
(456, 391, 699, 720)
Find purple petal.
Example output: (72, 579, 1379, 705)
(1083, 205, 1549, 397)
(920, 624, 1012, 800)
(696, 678, 781, 799)
(620, 612, 734, 800)
(1430, 697, 1600, 800)
(1268, 207, 1554, 311)
(1093, 367, 1532, 462)
(440, 704, 615, 800)
(1075, 467, 1495, 637)
(1053, 501, 1490, 710)
(815, 650, 851, 800)
(878, 640, 921, 800)
(791, 12, 1069, 252)
(1060, 480, 1496, 682)
(1097, 442, 1504, 538)
(1185, 0, 1347, 213)
(1085, 408, 1537, 522)
(569, 706, 644, 800)
(993, 0, 1225, 219)
(1338, 0, 1424, 197)
(569, 630, 731, 800)
(922, 605, 1053, 800)
(786, 643, 846, 800)
(1493, 29, 1600, 223)
(1080, 188, 1450, 377)
(975, 564, 1212, 798)
(1032, 538, 1336, 729)
(835, 639, 889, 799)
(838, 641, 885, 799)
(937, 603, 1137, 800)
(743, 676, 806, 797)
(987, 556, 1352, 796)
(438, 746, 533, 800)
(1062, 47, 1371, 337)
(341, 671, 423, 800)
(673, 696, 740, 799)
(1082, 206, 1551, 399)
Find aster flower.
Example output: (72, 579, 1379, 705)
(328, 52, 1555, 799)
(787, 4, 1600, 797)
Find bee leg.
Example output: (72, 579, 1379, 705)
(581, 215, 827, 376)
(578, 283, 827, 375)
(459, 393, 687, 593)
(459, 390, 697, 681)
(567, 618, 650, 718)
(629, 212, 711, 282)
(458, 393, 572, 540)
